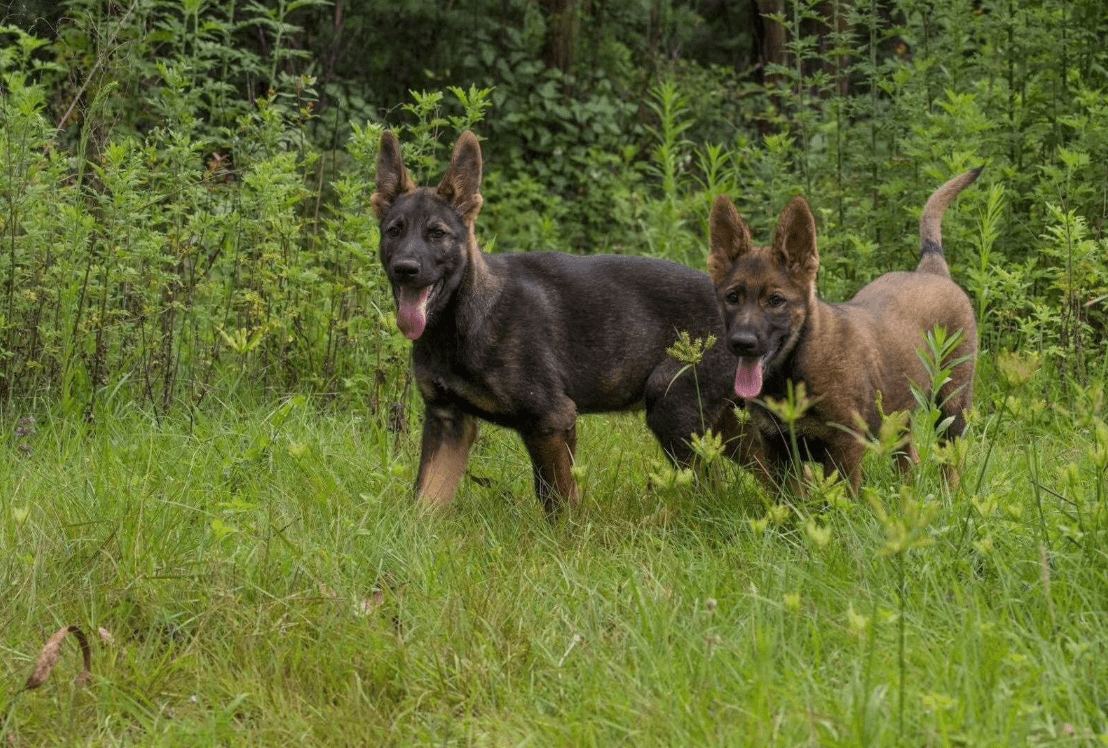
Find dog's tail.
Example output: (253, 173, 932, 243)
(917, 167, 983, 276)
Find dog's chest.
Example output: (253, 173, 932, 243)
(414, 353, 505, 419)
(749, 401, 838, 457)
(749, 391, 846, 443)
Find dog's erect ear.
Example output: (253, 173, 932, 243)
(771, 196, 819, 281)
(436, 131, 484, 225)
(372, 131, 416, 221)
(708, 194, 753, 285)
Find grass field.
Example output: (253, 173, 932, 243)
(2, 359, 1107, 746)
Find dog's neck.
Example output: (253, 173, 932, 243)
(760, 295, 831, 399)
(452, 231, 501, 337)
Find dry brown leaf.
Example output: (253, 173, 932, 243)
(25, 625, 92, 690)
(357, 589, 386, 616)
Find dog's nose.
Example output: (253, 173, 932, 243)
(728, 330, 759, 357)
(392, 259, 420, 279)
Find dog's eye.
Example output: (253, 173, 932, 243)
(428, 227, 446, 240)
(767, 293, 786, 308)
(725, 290, 740, 304)
(385, 224, 402, 238)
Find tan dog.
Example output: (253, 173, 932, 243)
(708, 169, 981, 492)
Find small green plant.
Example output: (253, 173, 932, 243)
(1037, 201, 1106, 386)
(666, 330, 717, 434)
(907, 326, 972, 483)
(762, 379, 818, 494)
(965, 181, 1007, 348)
(644, 80, 696, 264)
(866, 482, 939, 741)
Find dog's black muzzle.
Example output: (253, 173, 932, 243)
(389, 258, 428, 290)
(728, 329, 763, 358)
(391, 258, 421, 282)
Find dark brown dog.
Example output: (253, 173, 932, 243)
(708, 169, 981, 492)
(373, 130, 754, 512)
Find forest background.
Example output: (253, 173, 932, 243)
(2, 0, 1108, 745)
(1, 0, 1105, 414)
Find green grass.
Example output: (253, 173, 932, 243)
(2, 375, 1107, 746)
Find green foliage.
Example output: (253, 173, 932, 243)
(0, 0, 1105, 424)
(480, 65, 643, 253)
(0, 3, 408, 417)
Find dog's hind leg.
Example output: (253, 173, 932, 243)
(894, 441, 921, 475)
(521, 423, 580, 514)
(416, 404, 480, 505)
(823, 435, 866, 495)
(643, 366, 711, 467)
(937, 403, 970, 490)
(647, 414, 705, 470)
(516, 396, 581, 513)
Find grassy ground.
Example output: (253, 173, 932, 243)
(2, 366, 1107, 746)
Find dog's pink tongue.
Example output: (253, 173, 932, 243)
(396, 286, 432, 340)
(734, 358, 764, 399)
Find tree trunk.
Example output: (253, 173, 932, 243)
(544, 0, 578, 73)
(754, 0, 786, 88)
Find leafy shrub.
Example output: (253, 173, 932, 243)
(1, 0, 1107, 418)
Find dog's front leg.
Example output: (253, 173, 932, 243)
(825, 436, 865, 495)
(521, 423, 580, 514)
(415, 404, 479, 505)
(894, 441, 920, 475)
(715, 407, 775, 483)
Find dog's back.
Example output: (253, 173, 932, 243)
(418, 249, 741, 460)
(852, 168, 981, 427)
(490, 252, 728, 410)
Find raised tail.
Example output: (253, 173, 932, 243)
(917, 167, 983, 276)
